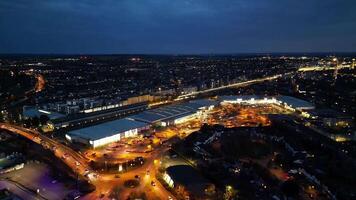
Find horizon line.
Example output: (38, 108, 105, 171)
(1, 51, 356, 57)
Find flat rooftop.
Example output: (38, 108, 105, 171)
(23, 107, 65, 120)
(276, 96, 314, 109)
(67, 118, 148, 141)
(219, 95, 314, 109)
(129, 99, 217, 123)
(219, 95, 266, 101)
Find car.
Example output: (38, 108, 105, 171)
(151, 181, 156, 186)
(134, 175, 140, 179)
(168, 196, 173, 200)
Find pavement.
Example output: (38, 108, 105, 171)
(82, 145, 175, 200)
(0, 162, 74, 200)
(0, 179, 45, 200)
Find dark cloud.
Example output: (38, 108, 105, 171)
(0, 0, 355, 54)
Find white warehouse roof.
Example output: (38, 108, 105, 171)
(67, 118, 148, 141)
(276, 96, 314, 110)
(129, 99, 217, 123)
(219, 95, 314, 110)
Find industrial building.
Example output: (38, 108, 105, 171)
(219, 95, 315, 111)
(129, 99, 217, 126)
(52, 102, 148, 129)
(65, 99, 216, 148)
(65, 118, 149, 148)
(65, 96, 313, 148)
(22, 106, 65, 120)
(276, 96, 315, 110)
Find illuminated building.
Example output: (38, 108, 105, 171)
(52, 103, 147, 129)
(65, 118, 149, 148)
(164, 165, 215, 199)
(129, 99, 217, 126)
(219, 95, 315, 111)
(22, 106, 65, 120)
(309, 109, 353, 128)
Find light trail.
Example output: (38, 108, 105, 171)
(175, 73, 291, 100)
(35, 74, 45, 92)
(0, 123, 91, 179)
(298, 65, 354, 72)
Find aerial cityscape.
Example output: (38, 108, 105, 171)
(0, 1, 356, 200)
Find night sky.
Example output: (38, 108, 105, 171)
(1, 0, 356, 54)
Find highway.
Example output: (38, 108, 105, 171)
(298, 65, 354, 72)
(0, 123, 91, 180)
(35, 74, 45, 93)
(175, 73, 291, 100)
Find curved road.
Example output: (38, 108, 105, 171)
(0, 123, 175, 200)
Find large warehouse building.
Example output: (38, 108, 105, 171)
(65, 96, 313, 148)
(65, 99, 217, 148)
(65, 118, 149, 148)
(219, 95, 315, 111)
(128, 99, 217, 126)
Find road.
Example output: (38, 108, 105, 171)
(35, 74, 45, 92)
(298, 65, 354, 72)
(175, 73, 291, 100)
(0, 123, 175, 200)
(9, 73, 45, 107)
(0, 123, 91, 179)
